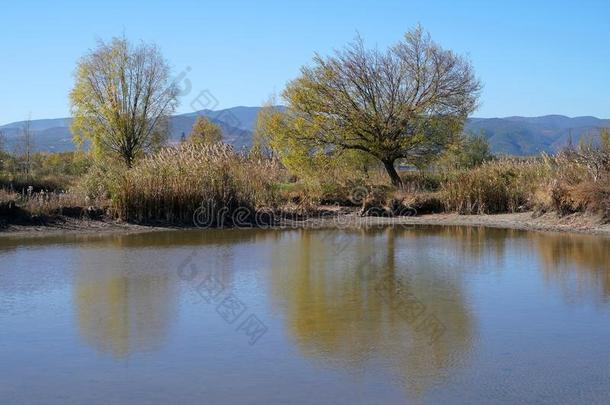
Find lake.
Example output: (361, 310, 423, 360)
(1, 225, 610, 404)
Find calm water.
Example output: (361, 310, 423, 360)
(1, 226, 610, 404)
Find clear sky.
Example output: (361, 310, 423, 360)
(1, 0, 609, 124)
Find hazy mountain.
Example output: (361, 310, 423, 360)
(0, 117, 71, 132)
(180, 106, 266, 132)
(0, 107, 259, 152)
(465, 115, 610, 155)
(1, 108, 608, 155)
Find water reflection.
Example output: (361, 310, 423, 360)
(533, 232, 610, 303)
(3, 225, 610, 402)
(73, 248, 178, 358)
(69, 229, 262, 358)
(0, 226, 610, 402)
(53, 226, 610, 367)
(269, 227, 475, 399)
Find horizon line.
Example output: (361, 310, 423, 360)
(1, 107, 609, 128)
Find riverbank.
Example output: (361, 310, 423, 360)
(1, 209, 609, 239)
(0, 217, 165, 239)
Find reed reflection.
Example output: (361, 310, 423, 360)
(532, 232, 610, 302)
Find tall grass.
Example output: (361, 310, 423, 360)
(0, 188, 93, 219)
(440, 158, 548, 214)
(437, 147, 609, 219)
(537, 146, 610, 220)
(114, 143, 283, 224)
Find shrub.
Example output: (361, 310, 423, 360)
(0, 151, 90, 193)
(438, 132, 493, 170)
(74, 157, 125, 203)
(401, 192, 444, 214)
(400, 170, 445, 192)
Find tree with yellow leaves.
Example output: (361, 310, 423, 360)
(261, 26, 481, 186)
(70, 37, 178, 167)
(188, 117, 223, 145)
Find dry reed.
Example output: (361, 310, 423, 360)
(114, 143, 283, 224)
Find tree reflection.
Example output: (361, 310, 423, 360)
(269, 226, 475, 399)
(71, 228, 269, 358)
(73, 248, 177, 358)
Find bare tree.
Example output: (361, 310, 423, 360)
(70, 37, 179, 167)
(17, 118, 35, 179)
(0, 129, 5, 154)
(266, 26, 481, 186)
(0, 129, 5, 173)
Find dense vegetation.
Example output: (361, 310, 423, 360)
(1, 132, 608, 226)
(1, 29, 609, 227)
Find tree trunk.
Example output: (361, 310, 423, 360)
(123, 154, 133, 168)
(382, 159, 402, 187)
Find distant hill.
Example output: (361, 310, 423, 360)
(0, 107, 262, 152)
(1, 108, 608, 155)
(466, 115, 610, 155)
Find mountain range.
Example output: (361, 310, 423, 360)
(1, 107, 608, 155)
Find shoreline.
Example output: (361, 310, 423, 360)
(283, 211, 610, 237)
(1, 210, 609, 239)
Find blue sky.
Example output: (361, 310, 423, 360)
(1, 0, 609, 124)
